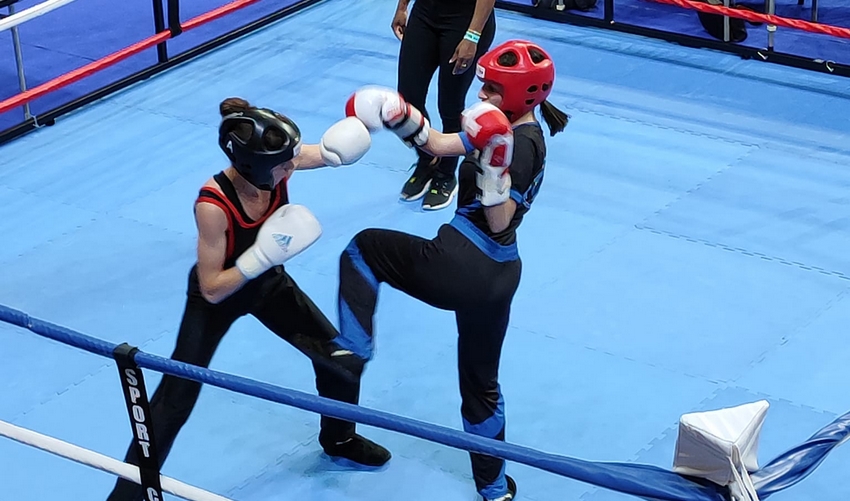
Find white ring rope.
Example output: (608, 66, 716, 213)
(0, 0, 78, 33)
(0, 419, 233, 501)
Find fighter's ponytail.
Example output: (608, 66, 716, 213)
(539, 100, 569, 137)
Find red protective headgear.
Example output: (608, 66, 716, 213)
(475, 40, 555, 121)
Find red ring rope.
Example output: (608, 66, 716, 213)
(0, 0, 263, 116)
(3, 0, 849, 117)
(651, 0, 850, 39)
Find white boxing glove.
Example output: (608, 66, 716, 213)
(235, 204, 322, 280)
(320, 117, 372, 167)
(345, 85, 399, 132)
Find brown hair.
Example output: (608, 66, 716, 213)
(218, 97, 285, 149)
(219, 97, 251, 116)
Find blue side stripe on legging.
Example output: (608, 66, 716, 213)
(463, 388, 505, 439)
(336, 298, 373, 360)
(334, 238, 378, 360)
(463, 387, 508, 499)
(480, 463, 508, 500)
(345, 239, 378, 292)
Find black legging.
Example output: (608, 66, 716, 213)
(398, 0, 496, 178)
(107, 266, 359, 501)
(336, 219, 521, 499)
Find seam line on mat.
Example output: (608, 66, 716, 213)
(1, 181, 191, 240)
(225, 437, 318, 496)
(640, 148, 756, 225)
(8, 329, 173, 424)
(0, 185, 101, 267)
(733, 285, 850, 385)
(635, 225, 850, 282)
(509, 326, 725, 385)
(567, 104, 761, 148)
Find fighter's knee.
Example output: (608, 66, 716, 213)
(344, 229, 378, 256)
(352, 229, 370, 244)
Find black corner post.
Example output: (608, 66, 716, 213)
(151, 0, 169, 62)
(168, 0, 183, 37)
(113, 343, 164, 501)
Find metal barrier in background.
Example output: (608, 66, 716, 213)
(0, 0, 321, 146)
(2, 0, 848, 147)
(2, 0, 32, 120)
(497, 0, 850, 79)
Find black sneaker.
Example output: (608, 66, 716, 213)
(320, 434, 392, 468)
(484, 475, 517, 501)
(400, 161, 434, 201)
(422, 173, 458, 211)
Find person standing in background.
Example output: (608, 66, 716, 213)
(392, 0, 496, 211)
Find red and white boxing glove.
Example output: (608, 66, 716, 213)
(380, 97, 430, 148)
(461, 102, 514, 206)
(345, 86, 397, 131)
(345, 86, 429, 148)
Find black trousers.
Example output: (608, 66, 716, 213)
(398, 0, 496, 178)
(336, 219, 521, 499)
(107, 266, 359, 501)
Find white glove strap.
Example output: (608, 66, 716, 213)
(475, 135, 513, 207)
(409, 116, 430, 147)
(381, 100, 430, 148)
(477, 166, 511, 206)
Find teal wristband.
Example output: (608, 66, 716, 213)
(464, 30, 480, 43)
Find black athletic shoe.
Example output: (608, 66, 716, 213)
(422, 173, 458, 211)
(484, 475, 517, 501)
(400, 161, 434, 201)
(321, 434, 392, 468)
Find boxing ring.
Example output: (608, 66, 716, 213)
(2, 0, 850, 499)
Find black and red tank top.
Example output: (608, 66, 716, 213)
(195, 172, 289, 269)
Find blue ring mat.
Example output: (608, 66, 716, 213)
(1, 0, 850, 500)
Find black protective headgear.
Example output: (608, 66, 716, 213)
(218, 108, 302, 190)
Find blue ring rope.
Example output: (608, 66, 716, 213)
(1, 303, 846, 501)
